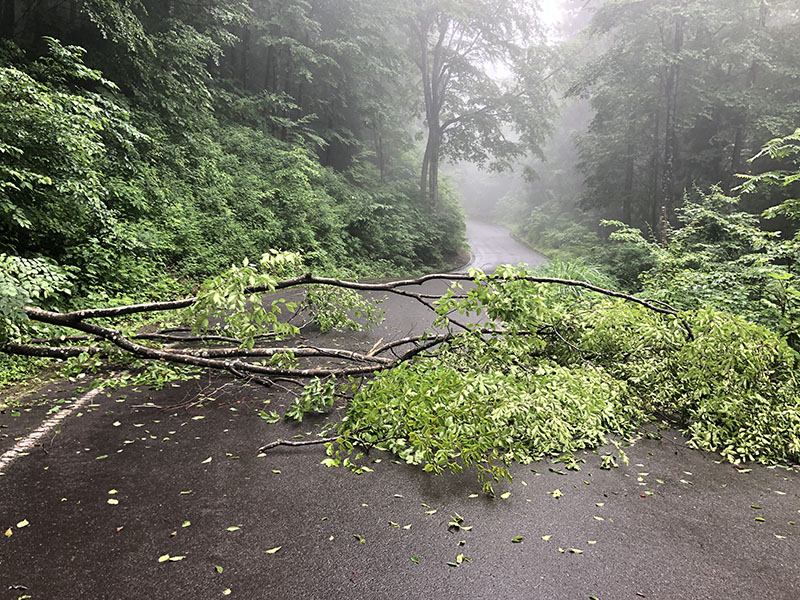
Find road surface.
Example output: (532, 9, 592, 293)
(1, 221, 798, 600)
(458, 219, 547, 273)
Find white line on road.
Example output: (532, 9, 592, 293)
(0, 387, 101, 474)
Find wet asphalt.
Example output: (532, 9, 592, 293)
(1, 220, 798, 600)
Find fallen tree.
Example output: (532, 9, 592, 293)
(1, 251, 676, 384)
(2, 252, 798, 490)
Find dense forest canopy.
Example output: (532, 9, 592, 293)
(2, 0, 550, 307)
(503, 0, 800, 231)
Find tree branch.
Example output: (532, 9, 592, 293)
(258, 436, 338, 453)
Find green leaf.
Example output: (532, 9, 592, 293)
(215, 565, 223, 574)
(16, 519, 29, 528)
(258, 410, 280, 424)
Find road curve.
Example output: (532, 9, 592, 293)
(458, 219, 547, 273)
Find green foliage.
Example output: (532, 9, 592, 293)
(515, 153, 800, 348)
(609, 189, 800, 347)
(738, 127, 800, 212)
(336, 354, 642, 492)
(667, 309, 800, 464)
(511, 207, 660, 291)
(331, 268, 800, 489)
(530, 259, 617, 299)
(284, 377, 338, 422)
(0, 42, 132, 256)
(0, 354, 53, 391)
(0, 254, 73, 342)
(301, 287, 384, 333)
(186, 252, 303, 348)
(185, 251, 385, 346)
(0, 33, 465, 316)
(518, 206, 604, 261)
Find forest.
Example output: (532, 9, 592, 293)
(1, 0, 800, 478)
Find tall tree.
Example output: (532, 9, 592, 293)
(407, 0, 553, 207)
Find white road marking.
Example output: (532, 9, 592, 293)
(0, 387, 101, 473)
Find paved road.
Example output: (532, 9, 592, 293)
(1, 222, 798, 600)
(458, 220, 547, 273)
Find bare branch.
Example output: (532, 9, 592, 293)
(258, 436, 338, 453)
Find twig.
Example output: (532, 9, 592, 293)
(258, 436, 338, 452)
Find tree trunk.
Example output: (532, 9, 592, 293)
(417, 13, 447, 208)
(34, 0, 51, 40)
(265, 45, 273, 94)
(650, 110, 661, 234)
(373, 125, 386, 184)
(728, 0, 768, 190)
(623, 138, 634, 224)
(429, 131, 440, 209)
(660, 13, 684, 242)
(728, 126, 744, 191)
(420, 135, 432, 203)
